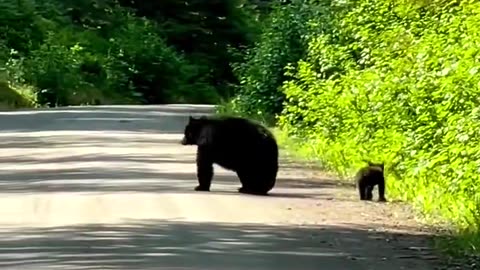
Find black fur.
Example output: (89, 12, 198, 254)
(181, 115, 279, 195)
(356, 161, 387, 202)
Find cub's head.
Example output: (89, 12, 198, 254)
(367, 161, 384, 171)
(181, 116, 208, 145)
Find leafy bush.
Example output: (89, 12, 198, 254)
(0, 0, 46, 53)
(229, 0, 327, 122)
(278, 0, 480, 251)
(104, 13, 219, 104)
(1, 0, 256, 107)
(0, 82, 37, 109)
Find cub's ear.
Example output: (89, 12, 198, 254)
(188, 116, 199, 123)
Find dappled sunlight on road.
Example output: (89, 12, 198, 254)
(0, 106, 342, 229)
(0, 220, 434, 270)
(0, 105, 440, 270)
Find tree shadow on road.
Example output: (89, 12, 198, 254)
(0, 105, 214, 133)
(0, 219, 441, 270)
(0, 164, 348, 200)
(0, 136, 185, 149)
(0, 104, 354, 200)
(0, 137, 354, 200)
(0, 153, 195, 164)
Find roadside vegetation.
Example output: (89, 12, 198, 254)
(221, 0, 480, 261)
(0, 0, 263, 107)
(3, 0, 480, 262)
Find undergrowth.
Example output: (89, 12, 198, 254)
(226, 0, 480, 256)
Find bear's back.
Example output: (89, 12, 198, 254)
(204, 116, 277, 169)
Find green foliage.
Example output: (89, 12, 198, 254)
(0, 79, 37, 109)
(1, 0, 257, 107)
(115, 0, 258, 97)
(277, 0, 480, 252)
(0, 0, 45, 53)
(103, 13, 219, 104)
(229, 0, 327, 122)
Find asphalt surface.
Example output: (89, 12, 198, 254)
(0, 105, 440, 269)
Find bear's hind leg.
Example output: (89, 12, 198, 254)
(358, 180, 367, 200)
(366, 185, 374, 200)
(236, 170, 269, 196)
(378, 180, 387, 202)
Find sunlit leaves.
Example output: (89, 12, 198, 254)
(278, 0, 480, 247)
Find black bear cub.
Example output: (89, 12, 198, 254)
(181, 115, 279, 195)
(356, 161, 387, 202)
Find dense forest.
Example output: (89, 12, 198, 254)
(2, 0, 480, 257)
(0, 0, 267, 106)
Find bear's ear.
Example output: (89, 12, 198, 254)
(195, 115, 209, 124)
(188, 116, 198, 123)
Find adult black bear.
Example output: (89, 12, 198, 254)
(181, 115, 279, 195)
(356, 161, 387, 202)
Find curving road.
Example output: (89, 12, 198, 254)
(0, 105, 440, 269)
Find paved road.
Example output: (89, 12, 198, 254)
(0, 105, 439, 269)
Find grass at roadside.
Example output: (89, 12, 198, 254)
(273, 127, 480, 268)
(0, 80, 38, 109)
(214, 105, 480, 267)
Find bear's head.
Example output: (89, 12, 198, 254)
(181, 116, 208, 145)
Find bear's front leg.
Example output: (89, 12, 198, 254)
(195, 146, 213, 191)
